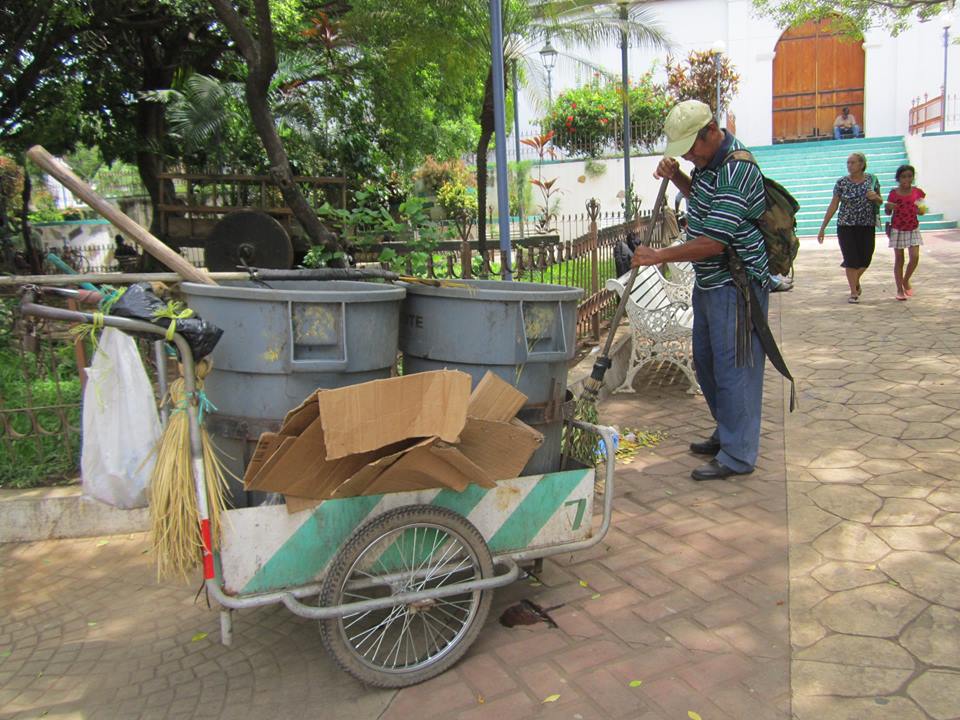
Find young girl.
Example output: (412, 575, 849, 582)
(885, 165, 925, 301)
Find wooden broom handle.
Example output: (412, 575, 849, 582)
(26, 145, 216, 285)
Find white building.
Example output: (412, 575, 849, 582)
(527, 0, 960, 147)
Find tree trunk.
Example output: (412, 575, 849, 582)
(211, 0, 338, 258)
(474, 66, 495, 258)
(134, 99, 171, 239)
(20, 167, 40, 274)
(244, 73, 337, 254)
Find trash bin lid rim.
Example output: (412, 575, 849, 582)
(181, 280, 406, 302)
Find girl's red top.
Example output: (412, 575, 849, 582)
(888, 187, 925, 231)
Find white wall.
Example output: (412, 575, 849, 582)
(903, 132, 960, 213)
(490, 153, 705, 218)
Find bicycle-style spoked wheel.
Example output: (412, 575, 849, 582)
(319, 506, 493, 688)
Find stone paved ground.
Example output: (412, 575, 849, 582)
(1, 232, 958, 720)
(783, 232, 960, 720)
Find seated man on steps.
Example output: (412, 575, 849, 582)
(833, 107, 862, 140)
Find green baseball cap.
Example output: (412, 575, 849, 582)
(663, 100, 714, 158)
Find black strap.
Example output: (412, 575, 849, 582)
(745, 280, 797, 412)
(725, 247, 797, 412)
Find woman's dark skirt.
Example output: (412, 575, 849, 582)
(837, 224, 876, 269)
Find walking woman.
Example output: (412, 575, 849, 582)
(817, 152, 883, 303)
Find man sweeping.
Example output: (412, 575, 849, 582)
(630, 100, 770, 481)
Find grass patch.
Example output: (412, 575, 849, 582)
(0, 299, 83, 488)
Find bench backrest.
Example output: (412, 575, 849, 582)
(606, 266, 671, 312)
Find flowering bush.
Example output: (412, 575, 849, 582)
(545, 74, 672, 157)
(665, 51, 740, 115)
(546, 84, 620, 157)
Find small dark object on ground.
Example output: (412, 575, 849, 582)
(499, 599, 558, 628)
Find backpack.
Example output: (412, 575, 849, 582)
(724, 149, 801, 278)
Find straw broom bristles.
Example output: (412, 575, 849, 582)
(150, 359, 229, 581)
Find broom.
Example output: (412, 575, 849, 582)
(566, 176, 671, 464)
(149, 358, 230, 581)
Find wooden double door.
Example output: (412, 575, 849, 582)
(772, 20, 865, 141)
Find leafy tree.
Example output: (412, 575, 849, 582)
(666, 50, 740, 116)
(751, 0, 950, 34)
(209, 0, 338, 253)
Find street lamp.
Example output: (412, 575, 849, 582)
(943, 21, 951, 132)
(711, 39, 726, 120)
(539, 36, 558, 106)
(620, 3, 633, 220)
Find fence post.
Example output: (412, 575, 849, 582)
(587, 198, 601, 341)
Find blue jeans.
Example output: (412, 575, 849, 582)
(692, 282, 769, 473)
(834, 125, 861, 139)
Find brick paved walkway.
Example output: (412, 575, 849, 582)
(2, 232, 959, 720)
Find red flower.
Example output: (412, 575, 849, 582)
(567, 115, 574, 122)
(600, 118, 608, 125)
(571, 102, 577, 109)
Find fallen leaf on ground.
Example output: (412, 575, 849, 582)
(477, 695, 485, 704)
(542, 694, 560, 703)
(591, 593, 601, 600)
(629, 680, 643, 687)
(96, 540, 109, 547)
(579, 580, 589, 587)
(191, 632, 208, 642)
(688, 712, 703, 720)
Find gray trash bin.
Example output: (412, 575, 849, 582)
(399, 279, 583, 475)
(181, 280, 405, 505)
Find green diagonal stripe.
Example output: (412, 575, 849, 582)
(430, 484, 487, 516)
(242, 494, 382, 594)
(487, 469, 589, 553)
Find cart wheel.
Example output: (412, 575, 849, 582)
(319, 505, 493, 688)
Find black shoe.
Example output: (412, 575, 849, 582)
(691, 459, 753, 481)
(689, 438, 721, 456)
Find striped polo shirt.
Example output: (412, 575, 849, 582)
(686, 131, 769, 289)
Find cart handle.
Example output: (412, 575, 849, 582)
(203, 556, 520, 618)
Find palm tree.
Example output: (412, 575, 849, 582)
(471, 0, 670, 255)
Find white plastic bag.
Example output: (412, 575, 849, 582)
(81, 328, 161, 508)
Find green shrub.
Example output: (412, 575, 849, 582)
(545, 73, 671, 157)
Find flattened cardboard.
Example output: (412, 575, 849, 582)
(467, 371, 526, 422)
(281, 392, 321, 436)
(457, 418, 543, 481)
(242, 432, 284, 486)
(244, 435, 296, 488)
(240, 369, 543, 508)
(330, 437, 495, 498)
(317, 370, 471, 460)
(246, 415, 418, 499)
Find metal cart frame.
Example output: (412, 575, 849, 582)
(19, 285, 617, 688)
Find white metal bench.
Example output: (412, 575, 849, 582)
(606, 266, 700, 394)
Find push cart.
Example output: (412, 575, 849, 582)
(19, 286, 617, 689)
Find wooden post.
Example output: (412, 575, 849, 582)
(587, 198, 601, 341)
(461, 240, 473, 279)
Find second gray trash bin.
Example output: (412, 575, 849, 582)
(399, 279, 583, 475)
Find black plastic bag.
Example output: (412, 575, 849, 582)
(108, 283, 223, 360)
(613, 231, 641, 278)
